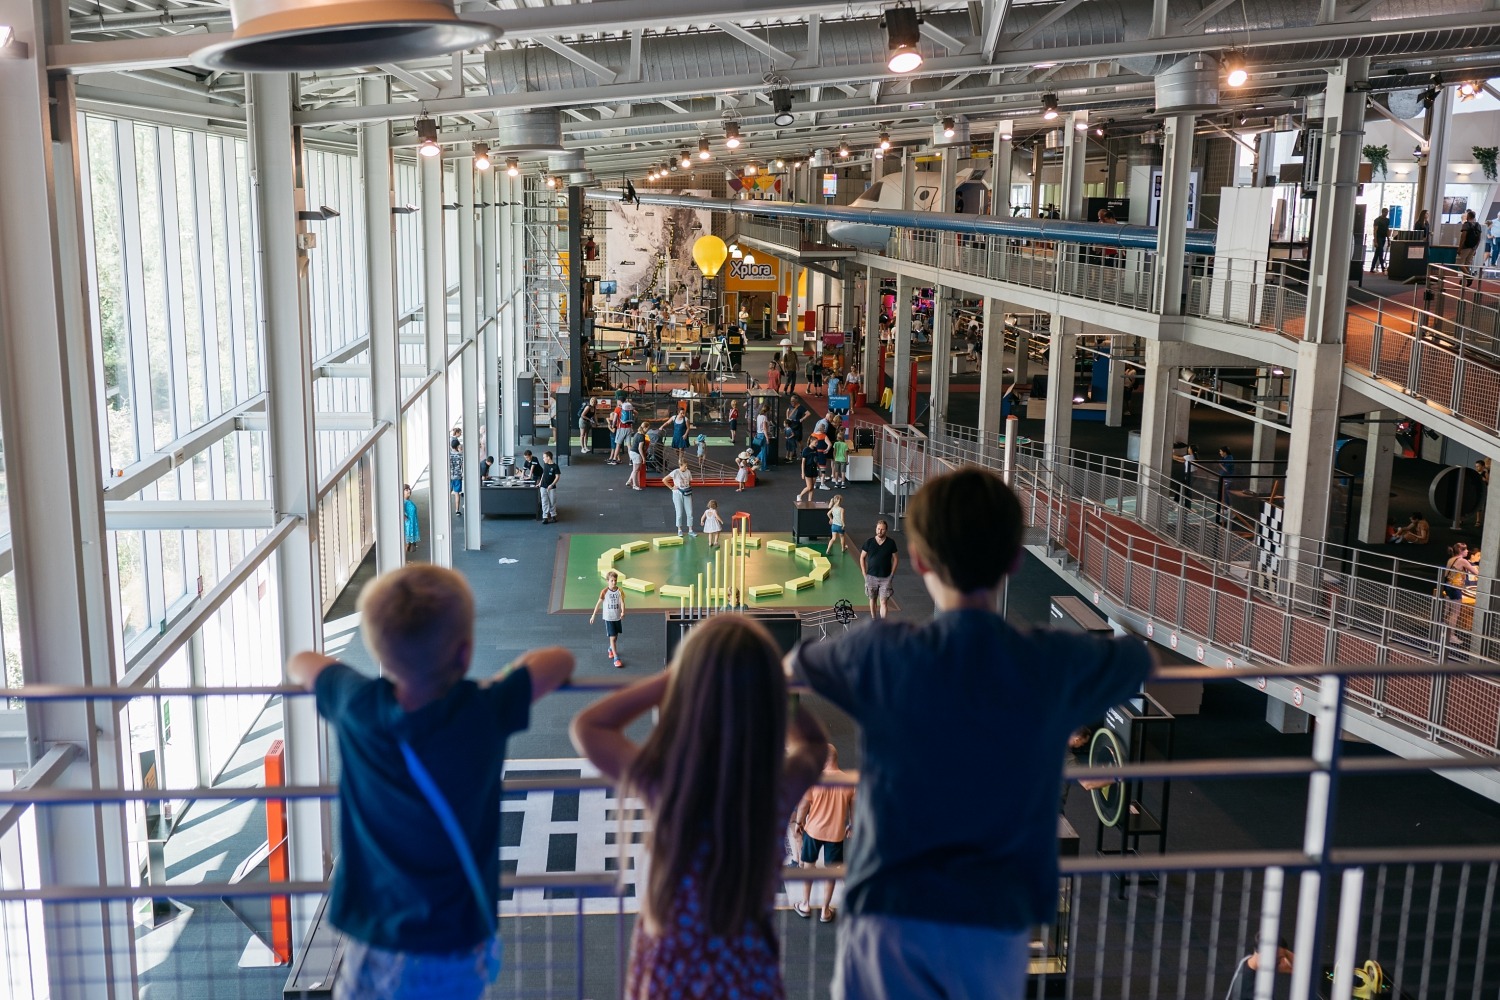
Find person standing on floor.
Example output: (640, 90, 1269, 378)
(860, 519, 899, 619)
(1458, 209, 1483, 283)
(538, 451, 561, 524)
(789, 468, 1154, 1000)
(1488, 215, 1500, 267)
(1413, 208, 1431, 243)
(728, 401, 740, 443)
(792, 744, 856, 923)
(570, 615, 829, 1000)
(670, 407, 691, 457)
(768, 358, 783, 394)
(796, 446, 819, 504)
(287, 566, 575, 1000)
(755, 406, 772, 470)
(579, 399, 597, 454)
(783, 347, 801, 397)
(625, 430, 645, 491)
(701, 499, 724, 547)
(448, 440, 466, 516)
(826, 495, 851, 555)
(831, 431, 850, 489)
(590, 570, 627, 668)
(1371, 207, 1390, 272)
(402, 485, 420, 555)
(664, 458, 697, 537)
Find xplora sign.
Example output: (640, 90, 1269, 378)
(728, 260, 773, 281)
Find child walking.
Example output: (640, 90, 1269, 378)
(701, 499, 724, 547)
(695, 431, 708, 471)
(287, 565, 574, 1000)
(590, 570, 627, 668)
(825, 494, 850, 555)
(831, 431, 850, 489)
(735, 448, 754, 492)
(570, 615, 829, 1000)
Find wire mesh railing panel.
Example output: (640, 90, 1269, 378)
(1441, 674, 1500, 753)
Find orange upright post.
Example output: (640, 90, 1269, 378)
(264, 739, 292, 964)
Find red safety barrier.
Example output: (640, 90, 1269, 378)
(265, 740, 292, 965)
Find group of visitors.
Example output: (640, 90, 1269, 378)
(294, 466, 1155, 1000)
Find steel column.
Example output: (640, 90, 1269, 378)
(422, 152, 453, 564)
(991, 124, 1014, 216)
(0, 4, 132, 993)
(245, 72, 329, 943)
(1153, 113, 1195, 315)
(892, 275, 916, 422)
(863, 266, 884, 393)
(1044, 315, 1076, 456)
(977, 297, 1009, 445)
(458, 157, 481, 551)
(360, 77, 404, 573)
(481, 167, 500, 461)
(1061, 110, 1089, 221)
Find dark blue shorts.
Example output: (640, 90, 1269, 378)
(801, 835, 844, 865)
(605, 619, 623, 637)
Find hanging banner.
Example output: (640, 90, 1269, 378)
(728, 176, 784, 195)
(724, 256, 780, 290)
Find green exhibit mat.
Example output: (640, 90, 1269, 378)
(553, 533, 867, 611)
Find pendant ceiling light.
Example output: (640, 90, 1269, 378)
(194, 0, 501, 72)
(883, 5, 924, 74)
(771, 89, 796, 128)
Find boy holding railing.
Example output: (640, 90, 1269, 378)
(287, 565, 573, 1000)
(790, 467, 1153, 1000)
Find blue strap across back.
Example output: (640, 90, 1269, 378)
(399, 740, 497, 936)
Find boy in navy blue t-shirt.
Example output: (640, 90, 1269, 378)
(288, 564, 573, 1000)
(791, 467, 1153, 1000)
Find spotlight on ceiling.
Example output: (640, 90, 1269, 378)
(942, 117, 956, 138)
(838, 141, 851, 158)
(669, 158, 680, 172)
(416, 116, 441, 157)
(879, 129, 891, 150)
(505, 157, 519, 177)
(1223, 53, 1248, 88)
(744, 162, 758, 176)
(743, 252, 757, 265)
(544, 173, 557, 189)
(1074, 117, 1089, 132)
(1041, 94, 1059, 121)
(774, 158, 785, 169)
(679, 148, 692, 169)
(882, 4, 924, 74)
(1457, 81, 1481, 101)
(699, 136, 712, 160)
(771, 88, 796, 128)
(472, 142, 491, 171)
(724, 122, 742, 149)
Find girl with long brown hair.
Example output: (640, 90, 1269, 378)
(570, 615, 828, 998)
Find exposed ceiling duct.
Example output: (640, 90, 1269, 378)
(492, 108, 564, 156)
(547, 150, 596, 186)
(1154, 55, 1221, 114)
(193, 0, 500, 73)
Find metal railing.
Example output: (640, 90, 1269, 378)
(879, 425, 1500, 759)
(880, 228, 1160, 312)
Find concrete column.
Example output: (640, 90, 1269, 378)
(1282, 61, 1367, 566)
(498, 174, 519, 460)
(892, 275, 917, 423)
(901, 149, 916, 210)
(1472, 471, 1500, 657)
(840, 270, 857, 334)
(1044, 316, 1076, 456)
(992, 124, 1015, 216)
(481, 167, 500, 461)
(457, 159, 481, 551)
(1030, 143, 1044, 217)
(1013, 319, 1031, 387)
(863, 266, 884, 392)
(1105, 353, 1128, 427)
(1249, 373, 1278, 494)
(245, 72, 328, 936)
(0, 7, 133, 991)
(1061, 110, 1089, 220)
(929, 286, 953, 431)
(1357, 411, 1397, 545)
(977, 297, 1008, 442)
(1154, 113, 1196, 315)
(788, 265, 802, 344)
(422, 152, 453, 565)
(359, 78, 404, 572)
(1418, 88, 1453, 233)
(1136, 340, 1191, 524)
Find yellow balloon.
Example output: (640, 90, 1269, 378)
(692, 234, 729, 278)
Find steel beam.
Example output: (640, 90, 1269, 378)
(103, 500, 279, 530)
(0, 3, 134, 994)
(244, 73, 329, 937)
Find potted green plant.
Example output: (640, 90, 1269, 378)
(1474, 146, 1498, 182)
(1362, 144, 1390, 179)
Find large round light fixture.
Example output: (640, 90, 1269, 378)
(883, 5, 924, 74)
(725, 122, 742, 149)
(1041, 93, 1060, 121)
(879, 130, 891, 150)
(698, 137, 712, 160)
(679, 148, 692, 169)
(416, 116, 441, 157)
(942, 117, 956, 138)
(193, 0, 502, 72)
(692, 235, 729, 278)
(544, 174, 557, 189)
(838, 141, 851, 158)
(505, 157, 519, 177)
(472, 142, 491, 171)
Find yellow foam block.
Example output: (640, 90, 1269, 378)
(785, 576, 815, 591)
(602, 547, 626, 563)
(622, 540, 651, 554)
(810, 563, 831, 582)
(734, 536, 763, 548)
(652, 535, 684, 549)
(765, 539, 795, 554)
(750, 584, 784, 600)
(794, 546, 820, 563)
(620, 577, 655, 593)
(659, 584, 693, 599)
